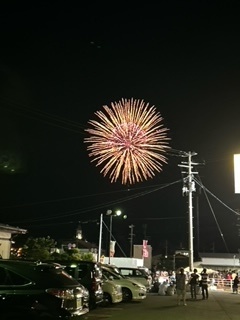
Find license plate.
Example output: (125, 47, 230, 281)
(76, 299, 82, 308)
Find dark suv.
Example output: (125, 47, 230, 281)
(58, 261, 104, 310)
(0, 259, 89, 319)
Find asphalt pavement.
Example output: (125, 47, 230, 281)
(147, 289, 240, 320)
(86, 288, 240, 320)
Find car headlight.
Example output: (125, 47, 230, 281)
(132, 283, 142, 288)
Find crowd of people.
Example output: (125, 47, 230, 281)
(151, 267, 239, 306)
(174, 267, 210, 305)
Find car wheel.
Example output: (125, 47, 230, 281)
(122, 287, 132, 302)
(89, 300, 97, 310)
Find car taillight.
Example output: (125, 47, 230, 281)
(46, 288, 81, 300)
(92, 279, 99, 291)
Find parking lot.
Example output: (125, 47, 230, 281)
(83, 290, 240, 320)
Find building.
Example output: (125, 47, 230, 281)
(58, 225, 99, 255)
(0, 224, 27, 258)
(198, 252, 240, 271)
(133, 244, 152, 269)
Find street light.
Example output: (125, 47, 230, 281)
(98, 209, 124, 263)
(107, 209, 122, 264)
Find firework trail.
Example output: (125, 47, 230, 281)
(84, 98, 171, 184)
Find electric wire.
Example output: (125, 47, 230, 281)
(194, 177, 232, 253)
(9, 179, 183, 226)
(102, 220, 127, 257)
(2, 180, 180, 209)
(1, 95, 238, 252)
(194, 177, 240, 216)
(0, 95, 88, 135)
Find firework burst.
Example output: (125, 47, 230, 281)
(84, 98, 171, 184)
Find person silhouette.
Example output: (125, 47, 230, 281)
(232, 275, 239, 294)
(176, 267, 187, 306)
(189, 268, 199, 300)
(200, 268, 209, 299)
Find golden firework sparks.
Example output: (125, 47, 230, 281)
(84, 98, 171, 184)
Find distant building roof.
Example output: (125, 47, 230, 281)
(199, 252, 240, 270)
(0, 223, 27, 234)
(199, 252, 240, 259)
(59, 238, 98, 250)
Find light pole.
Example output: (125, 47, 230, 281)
(98, 210, 112, 263)
(173, 254, 176, 271)
(129, 224, 135, 257)
(107, 209, 122, 264)
(97, 213, 103, 263)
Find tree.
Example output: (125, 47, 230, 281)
(20, 236, 96, 262)
(21, 236, 56, 260)
(52, 249, 95, 262)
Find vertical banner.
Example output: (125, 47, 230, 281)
(109, 240, 116, 257)
(142, 240, 148, 258)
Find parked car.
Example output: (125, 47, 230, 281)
(118, 266, 153, 291)
(56, 260, 104, 310)
(101, 265, 147, 302)
(0, 259, 89, 320)
(101, 274, 123, 306)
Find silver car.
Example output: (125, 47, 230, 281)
(101, 265, 147, 302)
(118, 266, 153, 292)
(101, 274, 123, 306)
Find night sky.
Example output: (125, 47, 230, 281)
(0, 2, 240, 256)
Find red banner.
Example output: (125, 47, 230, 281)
(142, 240, 148, 258)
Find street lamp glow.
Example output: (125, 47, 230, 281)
(115, 210, 122, 216)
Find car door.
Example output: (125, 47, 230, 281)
(0, 264, 37, 316)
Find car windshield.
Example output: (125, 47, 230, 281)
(110, 267, 121, 275)
(138, 269, 150, 277)
(102, 268, 123, 280)
(120, 268, 147, 278)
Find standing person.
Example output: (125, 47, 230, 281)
(232, 275, 239, 294)
(176, 267, 187, 306)
(201, 268, 209, 299)
(189, 268, 199, 300)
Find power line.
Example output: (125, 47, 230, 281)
(3, 179, 183, 225)
(194, 177, 230, 253)
(0, 95, 87, 135)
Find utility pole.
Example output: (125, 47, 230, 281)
(129, 224, 135, 257)
(178, 151, 199, 272)
(173, 254, 176, 271)
(165, 240, 168, 258)
(98, 213, 103, 262)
